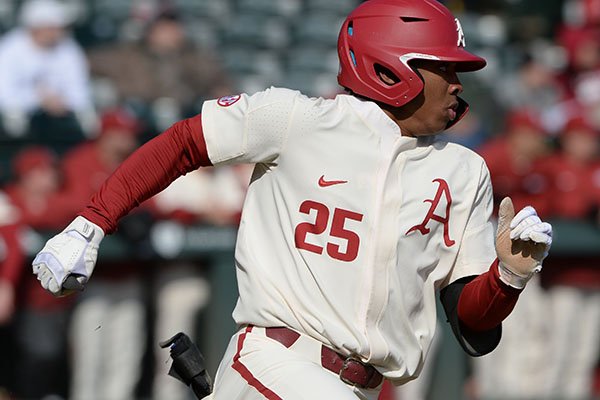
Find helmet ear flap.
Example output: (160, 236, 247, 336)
(339, 30, 426, 107)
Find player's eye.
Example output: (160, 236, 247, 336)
(437, 63, 459, 76)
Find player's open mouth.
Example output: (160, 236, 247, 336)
(447, 103, 458, 121)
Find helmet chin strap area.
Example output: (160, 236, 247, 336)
(445, 96, 469, 130)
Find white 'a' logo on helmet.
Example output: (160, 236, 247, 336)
(455, 18, 466, 47)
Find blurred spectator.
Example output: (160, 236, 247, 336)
(62, 107, 141, 201)
(62, 108, 148, 400)
(151, 164, 252, 400)
(4, 146, 79, 228)
(0, 192, 23, 326)
(473, 115, 600, 400)
(0, 192, 21, 396)
(557, 25, 600, 100)
(495, 53, 564, 113)
(543, 115, 600, 218)
(3, 146, 78, 399)
(0, 0, 94, 139)
(548, 24, 600, 134)
(537, 115, 600, 399)
(472, 110, 556, 399)
(478, 109, 553, 216)
(87, 10, 231, 134)
(153, 165, 252, 226)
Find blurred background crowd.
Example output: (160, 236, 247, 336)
(0, 0, 598, 399)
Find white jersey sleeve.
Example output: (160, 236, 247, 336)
(201, 87, 302, 165)
(445, 161, 496, 285)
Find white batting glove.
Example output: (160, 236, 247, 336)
(495, 197, 552, 289)
(32, 216, 104, 296)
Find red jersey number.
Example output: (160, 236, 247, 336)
(294, 200, 363, 262)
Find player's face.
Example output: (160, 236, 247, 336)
(394, 60, 464, 137)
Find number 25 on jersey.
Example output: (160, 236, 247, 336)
(294, 200, 364, 262)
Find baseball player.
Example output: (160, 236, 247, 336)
(31, 1, 553, 399)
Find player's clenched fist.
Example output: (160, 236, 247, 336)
(32, 216, 104, 296)
(495, 197, 553, 289)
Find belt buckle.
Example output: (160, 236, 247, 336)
(339, 356, 366, 387)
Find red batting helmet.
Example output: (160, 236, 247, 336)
(337, 0, 486, 108)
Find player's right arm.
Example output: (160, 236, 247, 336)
(33, 88, 299, 296)
(32, 114, 212, 296)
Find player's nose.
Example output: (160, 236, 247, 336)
(449, 82, 463, 96)
(448, 70, 463, 95)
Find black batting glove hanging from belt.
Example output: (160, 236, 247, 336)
(159, 332, 213, 399)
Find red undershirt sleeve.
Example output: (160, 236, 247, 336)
(457, 259, 523, 331)
(79, 114, 212, 234)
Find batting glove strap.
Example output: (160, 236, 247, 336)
(497, 261, 541, 290)
(64, 215, 105, 244)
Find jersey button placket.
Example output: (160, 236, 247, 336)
(359, 137, 402, 359)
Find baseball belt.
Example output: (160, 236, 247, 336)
(265, 327, 383, 389)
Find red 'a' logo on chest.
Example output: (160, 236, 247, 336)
(406, 178, 455, 247)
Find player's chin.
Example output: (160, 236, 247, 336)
(422, 116, 450, 136)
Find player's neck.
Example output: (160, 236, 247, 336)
(380, 107, 416, 137)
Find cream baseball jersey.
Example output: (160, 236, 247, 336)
(201, 87, 496, 383)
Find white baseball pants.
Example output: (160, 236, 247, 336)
(207, 326, 383, 400)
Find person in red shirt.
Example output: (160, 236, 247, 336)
(478, 109, 553, 218)
(0, 193, 23, 395)
(543, 116, 600, 219)
(472, 110, 556, 399)
(538, 115, 600, 399)
(0, 194, 24, 326)
(62, 109, 141, 202)
(3, 146, 78, 399)
(5, 146, 80, 230)
(61, 107, 150, 400)
(4, 146, 80, 312)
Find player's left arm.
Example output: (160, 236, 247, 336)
(456, 197, 551, 325)
(444, 201, 551, 357)
(440, 162, 552, 356)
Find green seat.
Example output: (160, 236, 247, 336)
(236, 0, 301, 18)
(220, 15, 290, 49)
(292, 13, 344, 47)
(286, 46, 338, 74)
(174, 0, 231, 19)
(303, 0, 359, 15)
